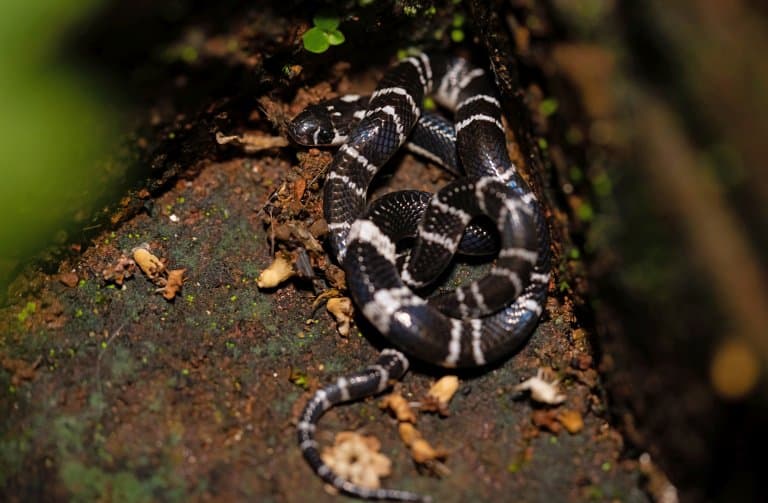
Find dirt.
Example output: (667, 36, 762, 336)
(0, 44, 648, 499)
(0, 141, 647, 502)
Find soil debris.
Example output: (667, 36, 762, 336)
(258, 95, 294, 129)
(270, 221, 324, 253)
(156, 268, 187, 300)
(379, 390, 449, 476)
(556, 409, 584, 434)
(398, 422, 450, 474)
(287, 82, 335, 116)
(531, 409, 562, 434)
(324, 263, 346, 290)
(129, 243, 186, 300)
(101, 254, 136, 286)
(215, 130, 289, 153)
(57, 271, 79, 288)
(1, 354, 41, 386)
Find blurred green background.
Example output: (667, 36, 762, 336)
(0, 0, 121, 290)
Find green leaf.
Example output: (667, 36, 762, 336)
(302, 27, 330, 53)
(313, 15, 339, 30)
(326, 29, 345, 46)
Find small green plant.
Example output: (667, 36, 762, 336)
(302, 15, 345, 54)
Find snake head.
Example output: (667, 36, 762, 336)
(288, 105, 339, 146)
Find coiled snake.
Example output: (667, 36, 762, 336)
(288, 52, 551, 502)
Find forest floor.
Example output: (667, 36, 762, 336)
(0, 64, 649, 503)
(10, 0, 763, 501)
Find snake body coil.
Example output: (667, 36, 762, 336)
(289, 53, 551, 501)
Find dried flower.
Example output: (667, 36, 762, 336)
(321, 432, 391, 489)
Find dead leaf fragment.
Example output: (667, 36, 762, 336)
(257, 253, 295, 288)
(398, 423, 449, 472)
(132, 244, 165, 280)
(326, 297, 353, 337)
(422, 376, 459, 416)
(102, 255, 136, 285)
(293, 177, 307, 202)
(215, 131, 289, 152)
(156, 268, 186, 300)
(321, 432, 391, 490)
(380, 392, 417, 423)
(312, 289, 342, 310)
(398, 422, 420, 445)
(308, 219, 329, 239)
(127, 244, 187, 300)
(531, 409, 562, 434)
(556, 409, 584, 434)
(411, 438, 448, 465)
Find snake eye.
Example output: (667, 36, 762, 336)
(288, 108, 335, 146)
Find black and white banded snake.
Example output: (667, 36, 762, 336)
(287, 52, 551, 501)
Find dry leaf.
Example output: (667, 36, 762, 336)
(398, 423, 449, 469)
(132, 244, 165, 280)
(379, 392, 417, 423)
(556, 409, 584, 434)
(257, 253, 295, 288)
(157, 268, 186, 300)
(326, 297, 353, 337)
(422, 376, 459, 416)
(102, 255, 136, 285)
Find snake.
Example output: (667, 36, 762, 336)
(287, 52, 551, 501)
